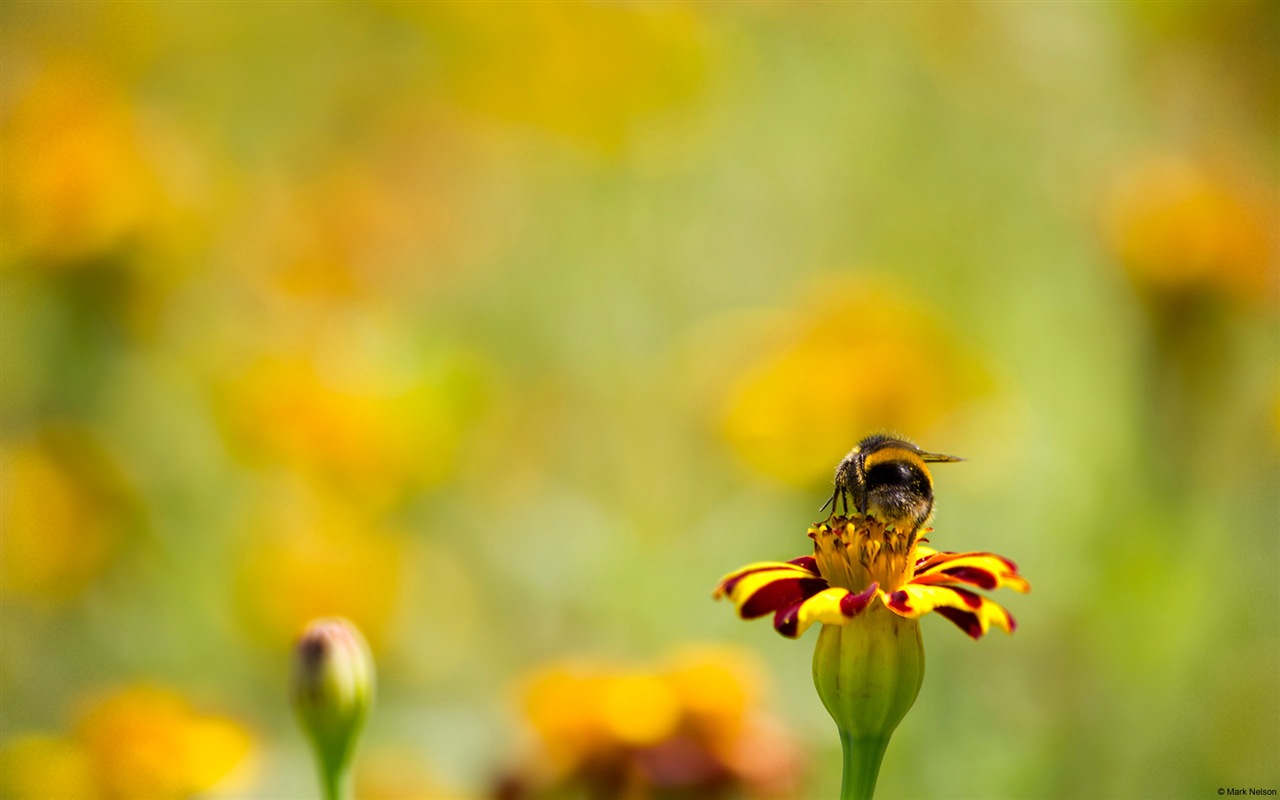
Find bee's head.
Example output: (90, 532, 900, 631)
(828, 434, 962, 532)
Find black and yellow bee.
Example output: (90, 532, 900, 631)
(820, 433, 963, 535)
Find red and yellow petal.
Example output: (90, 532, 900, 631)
(713, 556, 821, 595)
(882, 584, 1017, 639)
(912, 551, 1030, 594)
(713, 558, 827, 620)
(773, 583, 879, 638)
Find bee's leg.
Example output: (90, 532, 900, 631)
(904, 506, 929, 551)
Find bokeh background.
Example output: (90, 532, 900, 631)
(2, 3, 1277, 799)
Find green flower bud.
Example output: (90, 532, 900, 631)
(812, 606, 924, 800)
(290, 618, 374, 800)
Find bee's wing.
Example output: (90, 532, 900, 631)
(918, 451, 964, 463)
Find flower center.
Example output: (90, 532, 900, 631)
(808, 516, 917, 593)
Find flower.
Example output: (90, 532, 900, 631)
(714, 513, 1028, 800)
(218, 352, 476, 502)
(714, 516, 1028, 641)
(0, 61, 166, 266)
(76, 686, 253, 800)
(1, 687, 252, 800)
(504, 650, 803, 799)
(0, 430, 134, 604)
(1103, 155, 1274, 307)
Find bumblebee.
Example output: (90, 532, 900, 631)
(820, 433, 962, 535)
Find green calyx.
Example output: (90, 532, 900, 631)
(812, 607, 925, 800)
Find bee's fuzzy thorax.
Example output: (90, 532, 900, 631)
(826, 434, 957, 538)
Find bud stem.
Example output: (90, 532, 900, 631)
(319, 763, 351, 800)
(839, 730, 889, 800)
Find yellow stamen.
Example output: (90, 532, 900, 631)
(810, 516, 918, 594)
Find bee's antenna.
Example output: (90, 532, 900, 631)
(919, 451, 964, 463)
(819, 490, 836, 515)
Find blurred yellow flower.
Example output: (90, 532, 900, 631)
(511, 648, 800, 799)
(0, 61, 165, 265)
(522, 667, 607, 772)
(0, 687, 252, 800)
(412, 3, 706, 153)
(665, 649, 754, 759)
(598, 673, 683, 747)
(524, 668, 682, 772)
(718, 280, 989, 484)
(0, 431, 130, 603)
(74, 686, 252, 800)
(1104, 155, 1276, 305)
(234, 482, 406, 651)
(218, 349, 486, 504)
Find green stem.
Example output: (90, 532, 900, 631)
(319, 763, 350, 800)
(839, 729, 889, 800)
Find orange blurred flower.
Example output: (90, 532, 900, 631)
(0, 62, 166, 265)
(0, 429, 133, 604)
(1, 687, 252, 800)
(1104, 155, 1276, 305)
(218, 347, 487, 505)
(506, 648, 801, 799)
(74, 686, 252, 800)
(717, 279, 989, 485)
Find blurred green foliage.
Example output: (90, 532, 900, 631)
(1, 2, 1276, 798)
